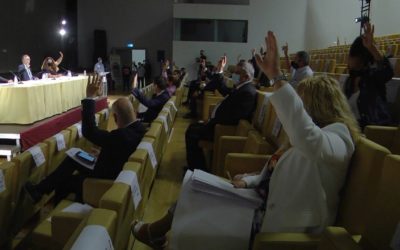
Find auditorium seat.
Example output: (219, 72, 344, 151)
(66, 123, 89, 150)
(97, 108, 110, 130)
(63, 208, 117, 250)
(364, 125, 400, 154)
(251, 137, 390, 250)
(0, 162, 16, 246)
(201, 91, 224, 121)
(43, 130, 71, 175)
(11, 143, 50, 229)
(215, 130, 272, 177)
(154, 110, 174, 136)
(144, 122, 166, 161)
(317, 154, 400, 250)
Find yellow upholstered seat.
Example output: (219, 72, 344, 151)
(0, 162, 17, 246)
(43, 130, 71, 175)
(364, 125, 400, 154)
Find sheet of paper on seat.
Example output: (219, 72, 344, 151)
(95, 114, 100, 126)
(191, 170, 262, 208)
(158, 115, 169, 132)
(170, 170, 257, 250)
(167, 101, 178, 112)
(28, 146, 46, 167)
(162, 107, 172, 120)
(54, 133, 66, 151)
(102, 108, 110, 120)
(272, 118, 282, 137)
(137, 142, 157, 169)
(0, 170, 5, 193)
(74, 123, 83, 138)
(66, 148, 96, 170)
(47, 203, 93, 222)
(71, 225, 114, 250)
(115, 170, 142, 209)
(138, 103, 148, 113)
(391, 222, 400, 250)
(257, 93, 273, 128)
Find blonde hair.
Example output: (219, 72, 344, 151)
(296, 76, 361, 142)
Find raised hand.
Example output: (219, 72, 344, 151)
(255, 31, 281, 80)
(216, 55, 227, 73)
(251, 48, 256, 56)
(86, 74, 102, 98)
(362, 22, 375, 49)
(59, 51, 64, 57)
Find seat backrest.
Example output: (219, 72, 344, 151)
(97, 108, 110, 130)
(67, 124, 88, 150)
(235, 120, 254, 137)
(391, 128, 400, 154)
(44, 130, 71, 175)
(0, 162, 16, 245)
(243, 131, 275, 155)
(336, 137, 390, 235)
(359, 154, 400, 250)
(144, 122, 166, 159)
(252, 91, 273, 133)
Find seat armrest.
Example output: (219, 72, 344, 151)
(82, 178, 114, 207)
(52, 212, 87, 248)
(214, 124, 237, 140)
(253, 232, 321, 250)
(225, 153, 269, 177)
(318, 227, 362, 250)
(364, 125, 397, 150)
(214, 136, 247, 175)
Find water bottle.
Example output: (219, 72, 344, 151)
(14, 76, 18, 84)
(68, 70, 72, 77)
(83, 70, 87, 76)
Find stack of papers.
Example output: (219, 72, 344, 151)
(190, 170, 263, 209)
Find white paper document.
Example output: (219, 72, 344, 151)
(138, 103, 148, 113)
(54, 133, 66, 151)
(162, 107, 172, 120)
(74, 123, 83, 138)
(28, 146, 46, 167)
(114, 170, 142, 209)
(47, 202, 93, 222)
(137, 142, 157, 169)
(0, 170, 5, 193)
(158, 114, 169, 132)
(66, 148, 96, 170)
(170, 170, 262, 250)
(168, 101, 178, 112)
(71, 225, 114, 250)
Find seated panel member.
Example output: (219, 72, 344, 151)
(25, 75, 146, 204)
(131, 76, 170, 123)
(41, 51, 64, 78)
(17, 54, 36, 81)
(185, 56, 257, 171)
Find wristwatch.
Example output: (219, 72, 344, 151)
(270, 74, 288, 86)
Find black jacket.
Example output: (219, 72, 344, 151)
(132, 88, 170, 123)
(17, 64, 33, 81)
(205, 73, 257, 136)
(81, 99, 146, 179)
(0, 76, 9, 83)
(344, 57, 394, 128)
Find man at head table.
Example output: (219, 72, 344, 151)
(18, 54, 36, 81)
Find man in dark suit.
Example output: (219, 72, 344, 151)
(185, 57, 257, 171)
(17, 54, 36, 81)
(132, 77, 170, 123)
(25, 75, 146, 203)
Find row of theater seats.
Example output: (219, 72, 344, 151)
(197, 87, 400, 249)
(0, 80, 183, 249)
(279, 34, 400, 77)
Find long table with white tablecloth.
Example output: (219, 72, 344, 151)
(0, 76, 88, 124)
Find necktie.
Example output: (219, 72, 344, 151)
(26, 66, 33, 80)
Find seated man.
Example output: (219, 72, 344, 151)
(166, 75, 177, 96)
(185, 56, 257, 171)
(132, 77, 170, 123)
(25, 75, 146, 203)
(282, 43, 313, 88)
(18, 54, 36, 81)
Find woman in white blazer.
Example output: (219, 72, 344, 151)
(131, 31, 361, 249)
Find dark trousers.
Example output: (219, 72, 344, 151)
(36, 157, 92, 204)
(186, 80, 200, 103)
(185, 123, 213, 171)
(123, 77, 130, 91)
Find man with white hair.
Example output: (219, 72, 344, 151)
(185, 56, 257, 172)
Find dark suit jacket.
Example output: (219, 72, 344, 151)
(18, 64, 33, 81)
(81, 99, 146, 179)
(132, 89, 170, 123)
(204, 74, 257, 138)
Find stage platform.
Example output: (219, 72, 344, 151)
(0, 97, 108, 151)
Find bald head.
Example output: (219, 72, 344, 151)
(111, 97, 136, 128)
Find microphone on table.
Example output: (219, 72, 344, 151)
(9, 71, 23, 84)
(59, 66, 77, 77)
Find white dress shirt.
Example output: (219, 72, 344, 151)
(289, 65, 314, 89)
